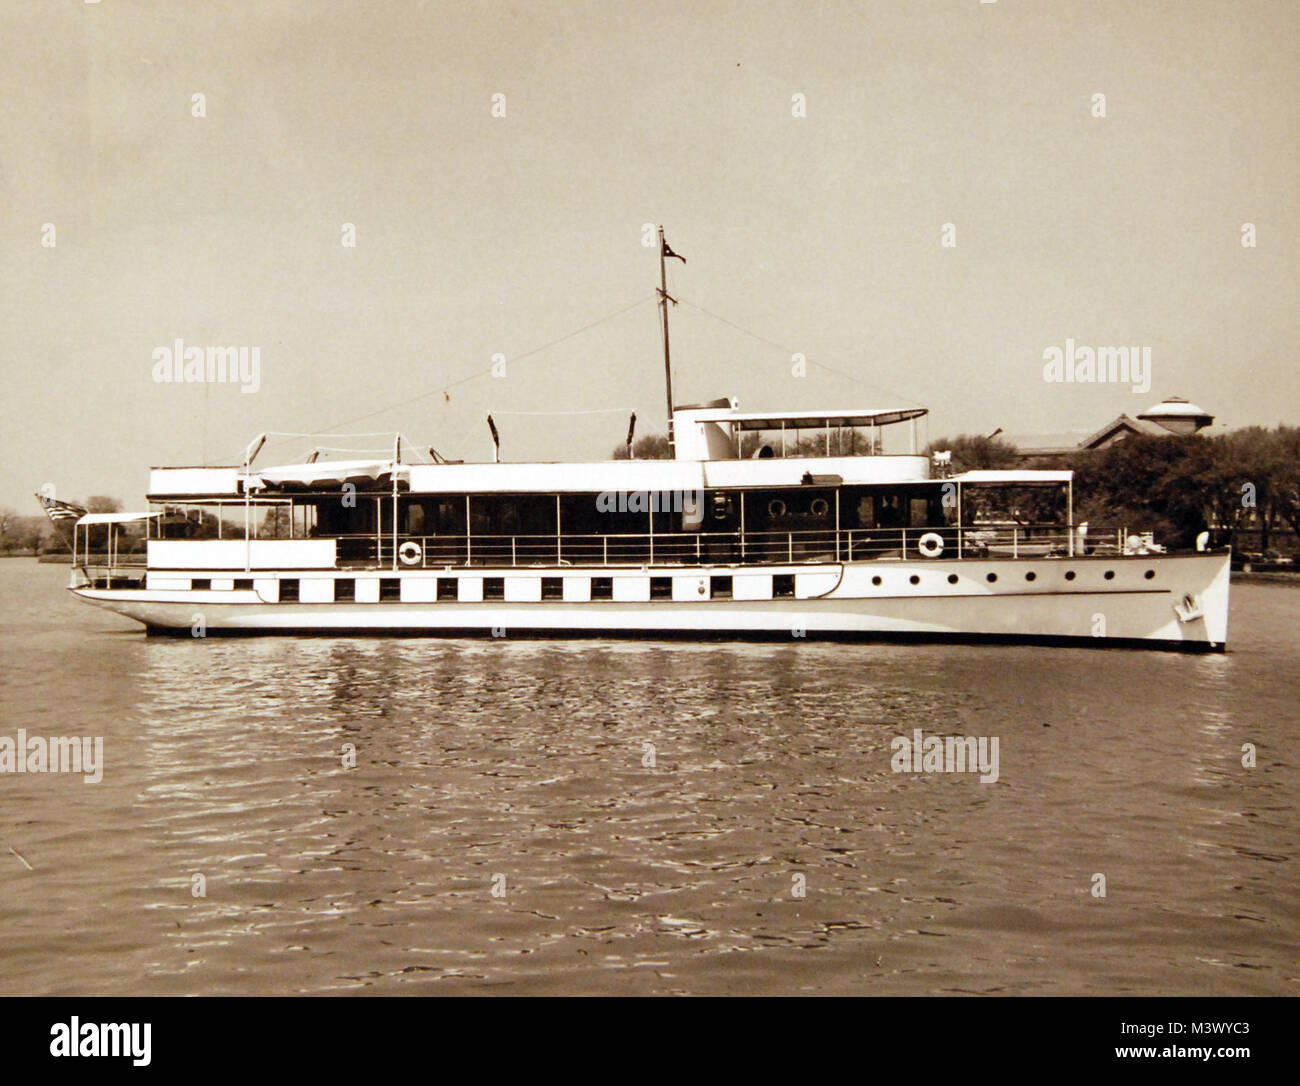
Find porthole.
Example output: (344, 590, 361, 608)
(986, 573, 997, 583)
(871, 575, 882, 586)
(909, 574, 920, 586)
(1064, 570, 1076, 581)
(947, 574, 958, 585)
(1104, 570, 1115, 580)
(1144, 569, 1155, 580)
(1025, 571, 1036, 582)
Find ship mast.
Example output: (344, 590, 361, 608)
(657, 225, 676, 453)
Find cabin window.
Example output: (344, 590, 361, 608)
(437, 578, 458, 600)
(335, 579, 356, 601)
(192, 579, 211, 591)
(484, 577, 505, 600)
(470, 495, 556, 536)
(773, 574, 795, 598)
(235, 579, 254, 591)
(710, 575, 733, 599)
(541, 577, 563, 600)
(280, 579, 300, 602)
(650, 577, 672, 600)
(562, 492, 680, 538)
(380, 577, 401, 601)
(591, 576, 613, 600)
(405, 503, 428, 536)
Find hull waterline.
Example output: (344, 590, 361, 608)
(70, 552, 1231, 651)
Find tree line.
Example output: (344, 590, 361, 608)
(919, 426, 1300, 553)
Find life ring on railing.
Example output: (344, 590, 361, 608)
(768, 498, 787, 518)
(917, 532, 945, 559)
(398, 541, 423, 566)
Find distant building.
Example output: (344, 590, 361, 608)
(1008, 397, 1215, 462)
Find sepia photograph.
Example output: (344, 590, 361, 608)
(1, 0, 1294, 1065)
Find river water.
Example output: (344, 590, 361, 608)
(0, 558, 1294, 995)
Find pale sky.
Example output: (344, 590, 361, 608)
(3, 0, 1297, 511)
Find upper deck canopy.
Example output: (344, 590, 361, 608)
(680, 407, 928, 431)
(76, 512, 162, 526)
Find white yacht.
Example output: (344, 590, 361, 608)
(59, 397, 1229, 650)
(56, 234, 1230, 649)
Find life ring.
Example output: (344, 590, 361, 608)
(768, 498, 787, 518)
(917, 532, 944, 559)
(398, 541, 423, 566)
(809, 498, 829, 517)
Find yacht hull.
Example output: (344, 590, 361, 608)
(70, 552, 1231, 650)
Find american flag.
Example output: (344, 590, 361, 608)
(34, 493, 87, 548)
(35, 492, 87, 525)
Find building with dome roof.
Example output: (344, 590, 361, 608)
(1009, 397, 1216, 461)
(1136, 397, 1215, 435)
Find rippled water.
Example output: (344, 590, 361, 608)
(0, 558, 1295, 995)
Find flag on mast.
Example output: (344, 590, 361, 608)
(34, 491, 87, 549)
(35, 492, 86, 527)
(662, 237, 686, 263)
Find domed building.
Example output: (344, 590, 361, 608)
(1009, 396, 1216, 461)
(1136, 397, 1215, 436)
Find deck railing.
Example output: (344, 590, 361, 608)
(334, 523, 1100, 570)
(80, 523, 1149, 577)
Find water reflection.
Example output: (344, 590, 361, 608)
(1, 562, 1295, 995)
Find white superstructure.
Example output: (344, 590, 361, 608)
(65, 399, 1231, 650)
